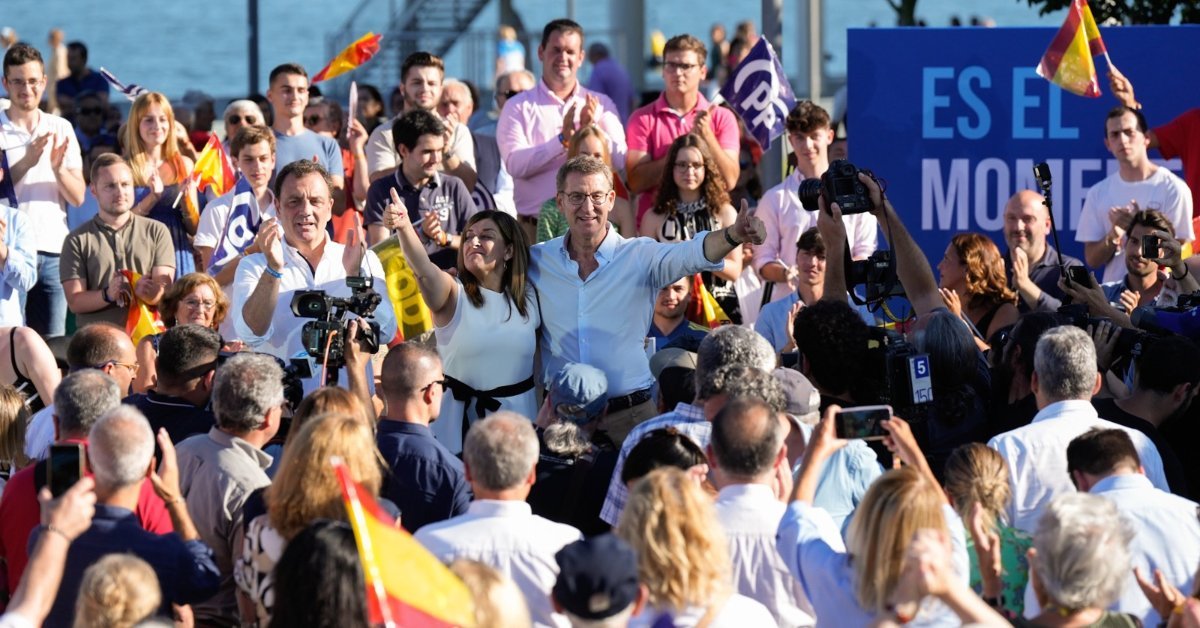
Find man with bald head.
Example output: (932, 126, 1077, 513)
(1004, 189, 1084, 312)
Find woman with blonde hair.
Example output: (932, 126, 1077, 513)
(448, 559, 532, 628)
(0, 383, 31, 486)
(943, 442, 1031, 618)
(132, 272, 231, 393)
(616, 467, 776, 627)
(537, 125, 635, 241)
(122, 91, 198, 278)
(938, 233, 1019, 344)
(73, 554, 163, 628)
(779, 407, 969, 625)
(236, 413, 390, 625)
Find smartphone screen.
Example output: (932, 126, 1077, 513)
(835, 405, 892, 441)
(47, 444, 84, 498)
(1066, 266, 1093, 288)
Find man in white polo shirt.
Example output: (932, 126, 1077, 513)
(0, 43, 85, 337)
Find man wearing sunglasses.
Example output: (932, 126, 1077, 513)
(218, 100, 263, 153)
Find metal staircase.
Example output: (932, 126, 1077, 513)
(324, 0, 493, 96)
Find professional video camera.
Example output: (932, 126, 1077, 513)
(847, 250, 906, 303)
(798, 159, 876, 215)
(1130, 294, 1200, 340)
(860, 326, 934, 422)
(1057, 303, 1154, 363)
(290, 276, 382, 383)
(215, 351, 309, 412)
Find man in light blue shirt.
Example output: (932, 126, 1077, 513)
(1067, 428, 1200, 627)
(530, 155, 764, 446)
(0, 204, 36, 326)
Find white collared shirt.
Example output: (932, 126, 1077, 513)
(714, 483, 814, 627)
(988, 399, 1169, 534)
(230, 236, 397, 397)
(0, 108, 83, 252)
(1091, 473, 1200, 627)
(414, 500, 582, 628)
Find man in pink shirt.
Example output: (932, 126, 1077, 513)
(754, 101, 878, 304)
(626, 34, 740, 227)
(496, 19, 627, 243)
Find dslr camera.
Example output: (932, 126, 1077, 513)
(799, 159, 876, 215)
(290, 276, 383, 377)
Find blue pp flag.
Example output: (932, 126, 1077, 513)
(98, 67, 150, 102)
(0, 150, 16, 208)
(719, 39, 796, 149)
(207, 177, 263, 274)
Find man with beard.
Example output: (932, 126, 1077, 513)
(1098, 209, 1199, 311)
(1004, 189, 1084, 313)
(1092, 336, 1199, 497)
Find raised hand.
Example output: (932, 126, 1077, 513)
(939, 287, 963, 318)
(560, 102, 579, 144)
(342, 212, 364, 277)
(1118, 289, 1139, 313)
(255, 216, 284, 273)
(1011, 247, 1030, 284)
(968, 502, 1003, 599)
(382, 187, 412, 232)
(347, 117, 369, 153)
(1134, 566, 1187, 622)
(1107, 67, 1138, 109)
(579, 94, 599, 128)
(23, 133, 52, 166)
(49, 134, 70, 173)
(421, 206, 445, 244)
(38, 476, 96, 541)
(149, 169, 164, 196)
(729, 198, 766, 245)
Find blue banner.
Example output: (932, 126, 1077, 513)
(720, 38, 797, 150)
(847, 25, 1200, 262)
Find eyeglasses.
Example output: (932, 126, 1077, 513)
(664, 61, 699, 74)
(561, 191, 611, 207)
(181, 298, 217, 310)
(227, 115, 257, 125)
(674, 161, 705, 172)
(421, 379, 447, 393)
(104, 360, 140, 375)
(503, 89, 523, 99)
(304, 115, 324, 126)
(80, 107, 103, 116)
(4, 78, 43, 88)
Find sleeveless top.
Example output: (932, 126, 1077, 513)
(656, 198, 742, 323)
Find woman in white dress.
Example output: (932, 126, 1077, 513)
(381, 189, 538, 453)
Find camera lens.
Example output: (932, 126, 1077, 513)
(797, 179, 823, 211)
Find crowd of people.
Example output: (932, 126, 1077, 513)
(0, 13, 1199, 628)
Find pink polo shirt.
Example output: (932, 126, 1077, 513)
(625, 93, 740, 222)
(496, 79, 627, 218)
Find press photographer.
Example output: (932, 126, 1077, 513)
(231, 160, 396, 396)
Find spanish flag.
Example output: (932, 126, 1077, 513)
(182, 135, 236, 224)
(371, 237, 433, 342)
(313, 33, 383, 83)
(333, 458, 475, 627)
(121, 270, 166, 345)
(686, 274, 731, 329)
(1036, 0, 1108, 98)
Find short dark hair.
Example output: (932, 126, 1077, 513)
(620, 428, 706, 485)
(796, 227, 825, 256)
(541, 18, 584, 49)
(270, 521, 369, 627)
(1133, 336, 1200, 394)
(274, 159, 332, 199)
(88, 153, 128, 185)
(657, 366, 696, 410)
(711, 397, 784, 478)
(268, 62, 308, 86)
(230, 124, 276, 159)
(1106, 105, 1148, 135)
(380, 341, 441, 400)
(1127, 208, 1175, 239)
(401, 52, 444, 83)
(391, 108, 446, 151)
(3, 43, 44, 77)
(793, 300, 870, 396)
(66, 41, 88, 61)
(1004, 313, 1064, 381)
(66, 324, 127, 370)
(785, 100, 832, 134)
(155, 324, 221, 389)
(1067, 428, 1141, 477)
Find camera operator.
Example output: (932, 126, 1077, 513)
(231, 160, 396, 395)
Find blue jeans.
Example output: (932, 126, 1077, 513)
(25, 253, 66, 338)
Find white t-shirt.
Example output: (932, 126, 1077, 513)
(1075, 166, 1194, 283)
(365, 114, 476, 177)
(0, 109, 83, 253)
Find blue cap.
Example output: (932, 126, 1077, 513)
(550, 363, 608, 424)
(553, 534, 640, 619)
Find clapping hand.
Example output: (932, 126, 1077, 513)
(579, 94, 599, 128)
(255, 216, 284, 273)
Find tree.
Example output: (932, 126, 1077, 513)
(1019, 0, 1200, 24)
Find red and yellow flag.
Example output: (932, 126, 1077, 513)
(121, 270, 166, 345)
(182, 135, 236, 224)
(685, 274, 731, 329)
(1036, 0, 1108, 98)
(333, 458, 475, 627)
(313, 33, 383, 83)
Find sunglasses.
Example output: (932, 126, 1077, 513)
(227, 115, 257, 125)
(304, 115, 324, 126)
(503, 90, 524, 99)
(80, 107, 103, 115)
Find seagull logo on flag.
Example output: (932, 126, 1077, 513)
(719, 39, 797, 149)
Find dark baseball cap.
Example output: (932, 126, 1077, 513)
(553, 534, 640, 620)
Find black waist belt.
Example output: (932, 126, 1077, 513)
(445, 374, 536, 444)
(606, 388, 652, 413)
